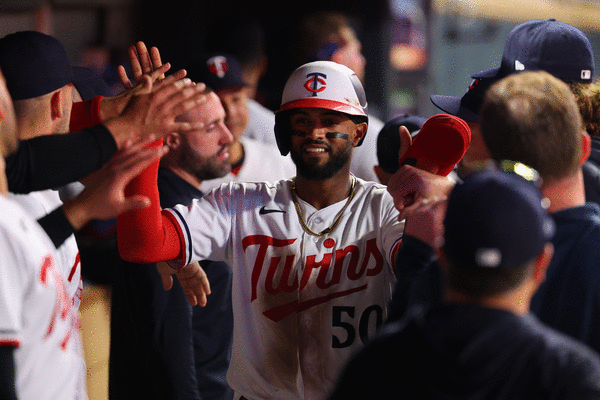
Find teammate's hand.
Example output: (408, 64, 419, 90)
(402, 196, 447, 251)
(61, 137, 167, 230)
(387, 164, 455, 221)
(119, 41, 167, 89)
(100, 42, 187, 124)
(157, 261, 211, 307)
(103, 77, 207, 148)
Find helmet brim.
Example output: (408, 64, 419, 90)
(277, 98, 367, 117)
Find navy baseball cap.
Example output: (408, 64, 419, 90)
(377, 114, 426, 174)
(0, 31, 74, 100)
(430, 77, 498, 123)
(186, 53, 247, 92)
(472, 19, 594, 83)
(72, 66, 110, 101)
(444, 167, 555, 270)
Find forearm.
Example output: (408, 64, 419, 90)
(0, 347, 17, 400)
(37, 207, 76, 249)
(387, 236, 438, 323)
(117, 141, 183, 264)
(6, 125, 117, 194)
(70, 97, 103, 132)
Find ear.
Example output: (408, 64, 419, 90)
(352, 122, 368, 147)
(581, 130, 592, 165)
(532, 243, 554, 289)
(164, 132, 182, 151)
(398, 125, 412, 160)
(50, 90, 63, 120)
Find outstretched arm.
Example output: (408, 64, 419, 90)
(117, 141, 184, 266)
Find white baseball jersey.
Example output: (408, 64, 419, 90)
(0, 196, 87, 400)
(166, 177, 403, 399)
(242, 98, 277, 146)
(200, 136, 296, 192)
(9, 190, 83, 310)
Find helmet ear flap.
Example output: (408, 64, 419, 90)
(274, 112, 291, 156)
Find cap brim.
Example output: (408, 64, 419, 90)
(471, 67, 499, 79)
(430, 95, 480, 123)
(277, 98, 367, 117)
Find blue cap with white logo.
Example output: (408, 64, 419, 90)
(444, 167, 555, 270)
(472, 19, 594, 84)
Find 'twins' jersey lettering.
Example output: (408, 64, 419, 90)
(243, 235, 384, 322)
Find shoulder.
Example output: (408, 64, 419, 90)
(0, 197, 53, 257)
(520, 314, 600, 380)
(353, 177, 394, 203)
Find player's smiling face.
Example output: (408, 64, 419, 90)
(288, 108, 364, 180)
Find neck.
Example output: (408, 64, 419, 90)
(294, 169, 353, 209)
(229, 140, 244, 166)
(541, 169, 586, 213)
(444, 285, 532, 315)
(0, 157, 7, 195)
(17, 113, 58, 140)
(162, 164, 202, 189)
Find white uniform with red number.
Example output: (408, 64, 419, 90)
(166, 177, 403, 400)
(9, 191, 84, 372)
(0, 196, 87, 400)
(9, 190, 83, 311)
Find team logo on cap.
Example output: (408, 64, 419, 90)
(207, 56, 229, 78)
(515, 60, 525, 71)
(304, 72, 327, 97)
(468, 78, 480, 91)
(582, 70, 592, 80)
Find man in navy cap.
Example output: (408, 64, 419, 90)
(331, 167, 600, 399)
(0, 31, 90, 398)
(431, 19, 596, 181)
(430, 77, 497, 178)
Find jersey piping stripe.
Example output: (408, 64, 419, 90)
(390, 237, 402, 273)
(0, 339, 20, 347)
(170, 208, 193, 266)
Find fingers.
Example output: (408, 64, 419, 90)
(156, 262, 175, 291)
(176, 262, 211, 307)
(150, 46, 165, 80)
(118, 65, 134, 89)
(121, 195, 151, 212)
(135, 41, 153, 77)
(147, 63, 171, 84)
(149, 79, 208, 126)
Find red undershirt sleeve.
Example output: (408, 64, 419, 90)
(116, 139, 185, 266)
(70, 96, 103, 132)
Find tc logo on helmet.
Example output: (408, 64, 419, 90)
(304, 72, 327, 96)
(207, 56, 229, 78)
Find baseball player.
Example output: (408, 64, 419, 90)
(0, 63, 166, 400)
(118, 61, 404, 399)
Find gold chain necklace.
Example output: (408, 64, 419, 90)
(291, 176, 357, 237)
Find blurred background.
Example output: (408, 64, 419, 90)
(2, 0, 600, 127)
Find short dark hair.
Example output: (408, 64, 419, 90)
(481, 71, 583, 184)
(444, 255, 534, 298)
